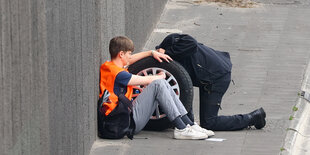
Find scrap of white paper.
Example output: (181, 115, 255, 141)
(205, 138, 226, 142)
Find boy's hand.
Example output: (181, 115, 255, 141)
(152, 50, 173, 63)
(156, 48, 165, 54)
(157, 71, 166, 79)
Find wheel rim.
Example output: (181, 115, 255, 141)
(136, 67, 180, 120)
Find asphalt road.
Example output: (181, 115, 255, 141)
(90, 0, 310, 154)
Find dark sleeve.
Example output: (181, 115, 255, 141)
(115, 71, 132, 86)
(114, 71, 132, 96)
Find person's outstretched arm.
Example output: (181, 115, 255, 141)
(128, 72, 166, 86)
(129, 49, 172, 65)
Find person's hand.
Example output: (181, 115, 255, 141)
(152, 50, 173, 63)
(157, 71, 166, 79)
(156, 48, 165, 54)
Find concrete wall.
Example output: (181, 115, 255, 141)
(46, 0, 99, 154)
(125, 0, 168, 52)
(0, 0, 167, 155)
(0, 0, 49, 155)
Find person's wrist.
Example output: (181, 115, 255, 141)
(151, 50, 156, 56)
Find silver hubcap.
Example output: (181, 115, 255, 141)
(136, 67, 180, 120)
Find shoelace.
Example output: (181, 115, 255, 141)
(195, 125, 214, 135)
(194, 125, 207, 132)
(185, 127, 194, 134)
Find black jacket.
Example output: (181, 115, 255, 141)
(156, 33, 232, 92)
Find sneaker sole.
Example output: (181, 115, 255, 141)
(174, 135, 208, 140)
(207, 134, 215, 137)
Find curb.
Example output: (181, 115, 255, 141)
(281, 60, 310, 155)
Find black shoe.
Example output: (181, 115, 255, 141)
(248, 108, 266, 129)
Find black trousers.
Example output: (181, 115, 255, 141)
(199, 74, 251, 131)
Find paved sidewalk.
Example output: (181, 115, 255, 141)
(90, 0, 310, 154)
(283, 62, 310, 154)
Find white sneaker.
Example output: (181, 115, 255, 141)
(174, 124, 208, 140)
(191, 122, 215, 137)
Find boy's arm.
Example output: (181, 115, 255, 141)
(128, 72, 166, 86)
(129, 50, 172, 65)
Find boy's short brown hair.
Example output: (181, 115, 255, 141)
(109, 36, 134, 59)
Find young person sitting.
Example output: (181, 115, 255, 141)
(98, 36, 214, 140)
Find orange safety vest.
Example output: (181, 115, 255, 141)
(99, 61, 133, 116)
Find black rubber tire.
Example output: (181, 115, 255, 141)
(128, 56, 193, 131)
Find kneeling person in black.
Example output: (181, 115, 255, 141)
(155, 33, 266, 131)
